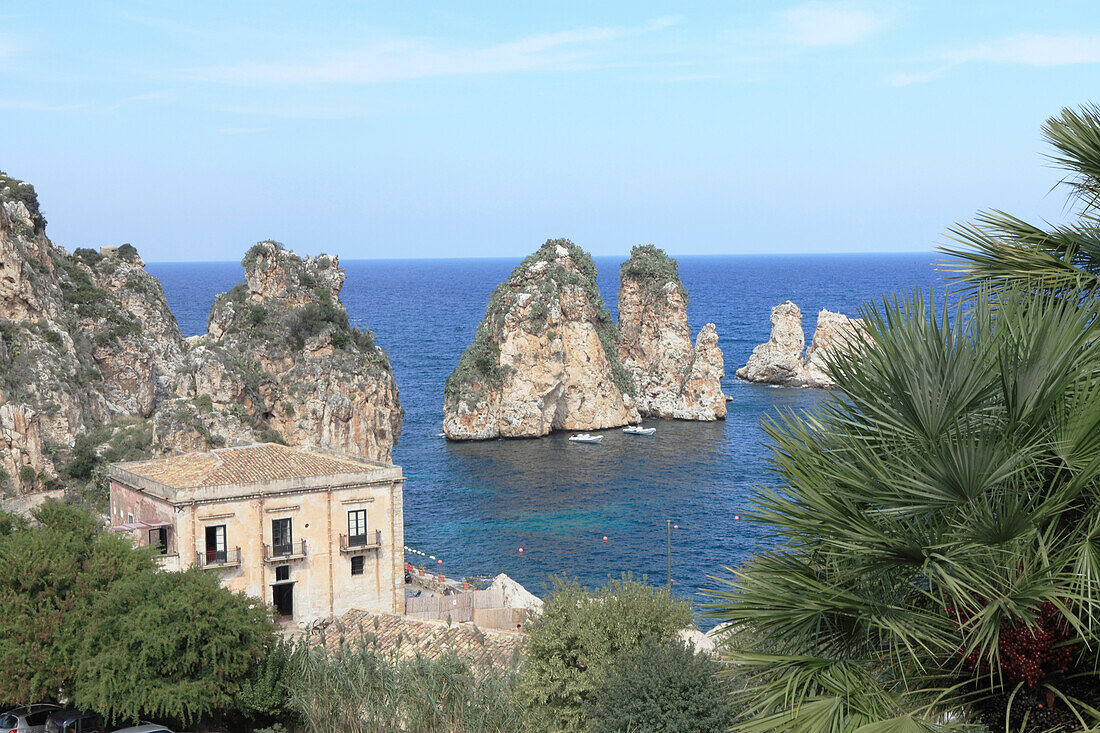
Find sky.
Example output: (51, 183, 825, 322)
(1, 1, 1098, 262)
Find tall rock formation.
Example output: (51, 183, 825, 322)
(158, 242, 402, 462)
(0, 172, 186, 489)
(443, 239, 639, 440)
(0, 172, 404, 495)
(736, 301, 864, 388)
(617, 245, 725, 420)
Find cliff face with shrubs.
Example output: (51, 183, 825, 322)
(0, 172, 185, 490)
(617, 245, 725, 421)
(158, 242, 402, 462)
(443, 239, 639, 440)
(0, 173, 403, 497)
(736, 301, 864, 388)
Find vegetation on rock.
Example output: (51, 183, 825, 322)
(620, 243, 688, 304)
(0, 171, 46, 233)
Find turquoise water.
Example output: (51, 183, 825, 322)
(150, 253, 940, 622)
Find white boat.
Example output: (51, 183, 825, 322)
(622, 425, 656, 436)
(568, 433, 604, 444)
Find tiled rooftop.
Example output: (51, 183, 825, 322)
(117, 443, 378, 489)
(320, 609, 524, 672)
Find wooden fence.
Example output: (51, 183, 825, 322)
(405, 587, 529, 631)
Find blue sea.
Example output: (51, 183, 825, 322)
(150, 253, 940, 623)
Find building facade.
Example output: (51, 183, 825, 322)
(108, 443, 405, 622)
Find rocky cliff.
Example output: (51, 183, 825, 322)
(736, 301, 864, 388)
(617, 245, 725, 420)
(158, 242, 403, 462)
(0, 173, 403, 496)
(443, 239, 639, 439)
(0, 172, 185, 490)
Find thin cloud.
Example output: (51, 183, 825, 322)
(951, 33, 1100, 67)
(777, 1, 891, 48)
(891, 33, 1100, 86)
(193, 16, 681, 85)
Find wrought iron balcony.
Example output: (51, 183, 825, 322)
(264, 538, 307, 562)
(340, 529, 383, 553)
(197, 546, 242, 569)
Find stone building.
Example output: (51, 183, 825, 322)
(108, 443, 405, 623)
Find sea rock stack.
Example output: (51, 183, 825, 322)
(443, 239, 640, 440)
(736, 301, 864, 388)
(160, 241, 402, 462)
(0, 172, 186, 486)
(617, 245, 725, 420)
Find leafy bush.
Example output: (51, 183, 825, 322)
(115, 243, 139, 261)
(587, 638, 733, 733)
(520, 574, 692, 732)
(72, 247, 103, 266)
(17, 466, 35, 485)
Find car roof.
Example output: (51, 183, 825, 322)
(1, 703, 61, 715)
(109, 726, 174, 733)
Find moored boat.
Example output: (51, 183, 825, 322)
(622, 425, 656, 436)
(568, 433, 604, 444)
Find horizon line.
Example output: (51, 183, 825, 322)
(144, 248, 939, 265)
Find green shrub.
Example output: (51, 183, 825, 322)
(116, 243, 139, 261)
(17, 466, 35, 485)
(72, 248, 103, 266)
(0, 172, 46, 232)
(520, 574, 692, 732)
(257, 429, 287, 445)
(194, 394, 213, 413)
(66, 435, 100, 480)
(42, 329, 62, 346)
(587, 638, 733, 733)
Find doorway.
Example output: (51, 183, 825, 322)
(273, 564, 293, 618)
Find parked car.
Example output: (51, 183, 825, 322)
(109, 726, 174, 733)
(42, 710, 103, 733)
(0, 704, 62, 733)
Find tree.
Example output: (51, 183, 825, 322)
(587, 638, 734, 733)
(0, 501, 148, 703)
(519, 574, 692, 732)
(72, 568, 275, 725)
(709, 105, 1100, 733)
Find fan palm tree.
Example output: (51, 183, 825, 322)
(709, 105, 1100, 733)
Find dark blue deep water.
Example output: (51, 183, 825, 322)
(149, 253, 940, 623)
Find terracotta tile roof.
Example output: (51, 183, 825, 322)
(319, 610, 525, 672)
(119, 443, 374, 489)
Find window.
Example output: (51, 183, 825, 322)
(205, 525, 227, 564)
(351, 555, 365, 575)
(272, 518, 293, 556)
(149, 527, 168, 555)
(348, 509, 368, 546)
(275, 564, 290, 582)
(127, 513, 134, 524)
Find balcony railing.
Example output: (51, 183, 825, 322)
(197, 546, 242, 569)
(264, 539, 307, 562)
(340, 529, 383, 553)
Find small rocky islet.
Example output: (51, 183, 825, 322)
(442, 239, 726, 441)
(736, 300, 865, 389)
